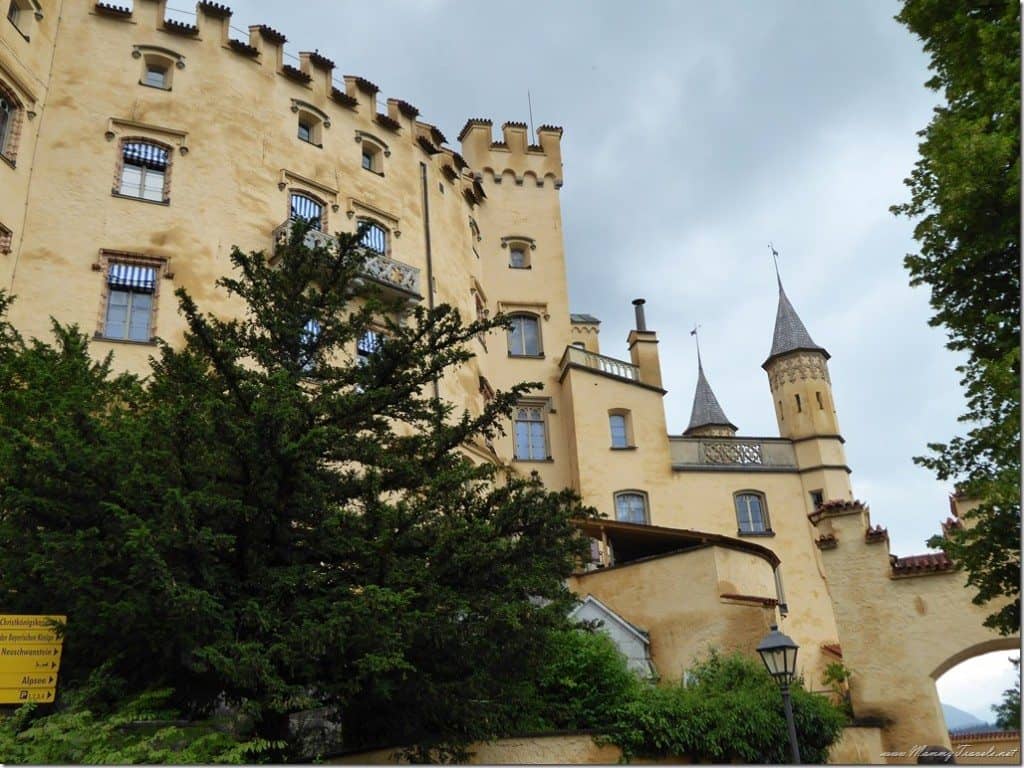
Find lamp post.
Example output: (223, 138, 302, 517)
(757, 624, 802, 764)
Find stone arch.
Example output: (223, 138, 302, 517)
(930, 636, 1020, 680)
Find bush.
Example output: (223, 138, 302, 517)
(597, 650, 847, 764)
(0, 689, 280, 764)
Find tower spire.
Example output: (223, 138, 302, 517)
(684, 326, 737, 437)
(764, 257, 829, 368)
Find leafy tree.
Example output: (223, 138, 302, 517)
(601, 651, 846, 764)
(891, 0, 1020, 634)
(0, 223, 593, 760)
(992, 657, 1021, 731)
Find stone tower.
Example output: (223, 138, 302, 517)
(762, 277, 853, 503)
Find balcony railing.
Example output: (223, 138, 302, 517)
(669, 437, 797, 470)
(272, 222, 421, 298)
(560, 345, 640, 382)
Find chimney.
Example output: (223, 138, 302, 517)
(627, 299, 663, 389)
(632, 298, 647, 331)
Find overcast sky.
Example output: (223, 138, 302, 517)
(174, 0, 1015, 720)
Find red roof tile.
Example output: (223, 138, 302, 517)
(890, 552, 955, 575)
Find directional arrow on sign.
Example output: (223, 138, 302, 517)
(0, 687, 56, 704)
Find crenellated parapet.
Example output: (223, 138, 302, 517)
(458, 119, 564, 188)
(90, 2, 558, 205)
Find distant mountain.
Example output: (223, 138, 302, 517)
(943, 703, 990, 732)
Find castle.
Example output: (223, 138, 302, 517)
(0, 2, 1017, 762)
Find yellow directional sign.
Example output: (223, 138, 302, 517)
(0, 687, 55, 703)
(0, 672, 57, 688)
(0, 615, 66, 705)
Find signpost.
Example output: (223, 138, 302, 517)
(0, 615, 65, 705)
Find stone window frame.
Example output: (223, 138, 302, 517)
(0, 221, 11, 254)
(292, 99, 329, 148)
(501, 235, 536, 270)
(92, 250, 170, 346)
(112, 136, 174, 205)
(608, 409, 635, 450)
(6, 0, 41, 41)
(506, 312, 543, 358)
(734, 490, 773, 536)
(355, 130, 389, 176)
(0, 78, 24, 165)
(513, 397, 552, 462)
(613, 490, 649, 525)
(132, 45, 185, 91)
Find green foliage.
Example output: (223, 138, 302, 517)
(821, 661, 854, 716)
(992, 657, 1021, 731)
(516, 628, 642, 733)
(601, 651, 847, 764)
(892, 0, 1020, 633)
(0, 689, 280, 764)
(0, 222, 594, 759)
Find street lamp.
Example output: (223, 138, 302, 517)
(757, 624, 802, 764)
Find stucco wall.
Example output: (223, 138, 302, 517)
(829, 725, 887, 764)
(568, 545, 776, 680)
(816, 506, 1019, 762)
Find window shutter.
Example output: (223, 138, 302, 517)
(123, 142, 169, 170)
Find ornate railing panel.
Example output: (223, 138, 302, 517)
(669, 437, 796, 469)
(272, 222, 421, 297)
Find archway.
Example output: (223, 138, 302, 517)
(936, 647, 1019, 733)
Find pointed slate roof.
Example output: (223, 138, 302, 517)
(684, 358, 736, 435)
(764, 278, 829, 367)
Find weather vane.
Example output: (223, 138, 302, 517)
(769, 242, 781, 284)
(690, 322, 702, 365)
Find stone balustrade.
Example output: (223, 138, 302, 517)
(559, 345, 640, 381)
(670, 436, 797, 470)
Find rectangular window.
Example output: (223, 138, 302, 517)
(507, 315, 541, 357)
(144, 66, 167, 88)
(297, 120, 312, 143)
(609, 413, 629, 448)
(103, 262, 157, 342)
(119, 142, 169, 202)
(810, 490, 824, 509)
(615, 492, 648, 524)
(514, 405, 547, 461)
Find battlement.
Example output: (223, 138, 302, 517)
(89, 2, 554, 196)
(458, 119, 564, 188)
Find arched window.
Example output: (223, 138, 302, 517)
(0, 83, 23, 162)
(118, 140, 171, 202)
(290, 192, 324, 231)
(507, 314, 541, 357)
(735, 492, 770, 535)
(614, 491, 648, 524)
(359, 220, 388, 255)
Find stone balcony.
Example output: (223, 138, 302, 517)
(559, 345, 640, 382)
(669, 436, 797, 471)
(272, 222, 421, 299)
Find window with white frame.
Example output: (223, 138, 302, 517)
(614, 491, 648, 524)
(359, 220, 387, 255)
(513, 404, 548, 461)
(735, 492, 770, 534)
(290, 192, 324, 231)
(507, 314, 541, 357)
(102, 262, 158, 342)
(609, 410, 632, 448)
(118, 141, 170, 202)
